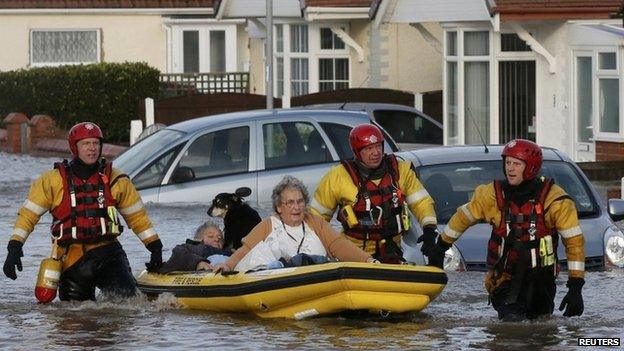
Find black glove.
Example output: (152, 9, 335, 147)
(559, 277, 584, 317)
(3, 240, 24, 280)
(417, 225, 439, 256)
(427, 237, 451, 269)
(145, 239, 163, 273)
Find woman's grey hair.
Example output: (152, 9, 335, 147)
(271, 175, 310, 212)
(193, 220, 222, 241)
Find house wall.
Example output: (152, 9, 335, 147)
(349, 19, 370, 89)
(380, 22, 443, 94)
(0, 14, 167, 71)
(525, 21, 571, 153)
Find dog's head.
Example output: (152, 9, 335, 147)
(207, 187, 251, 218)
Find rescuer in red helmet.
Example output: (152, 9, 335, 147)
(3, 121, 163, 302)
(427, 139, 585, 321)
(310, 123, 439, 264)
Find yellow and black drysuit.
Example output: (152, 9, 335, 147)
(438, 178, 585, 320)
(7, 159, 161, 301)
(310, 154, 437, 262)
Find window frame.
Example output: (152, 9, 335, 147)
(273, 22, 351, 98)
(30, 28, 101, 67)
(593, 47, 622, 141)
(168, 23, 238, 73)
(165, 124, 253, 184)
(260, 120, 333, 170)
(443, 26, 494, 145)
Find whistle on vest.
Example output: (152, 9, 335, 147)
(539, 235, 556, 267)
(106, 206, 121, 234)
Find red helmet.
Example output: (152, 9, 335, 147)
(502, 139, 543, 180)
(349, 124, 384, 161)
(68, 122, 103, 157)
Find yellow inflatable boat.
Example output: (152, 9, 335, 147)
(136, 262, 447, 319)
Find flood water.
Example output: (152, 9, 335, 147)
(1, 152, 623, 350)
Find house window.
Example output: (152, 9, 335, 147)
(595, 50, 620, 137)
(274, 23, 350, 98)
(501, 33, 530, 52)
(273, 23, 351, 98)
(291, 58, 309, 97)
(465, 61, 490, 143)
(210, 31, 226, 72)
(290, 25, 308, 53)
(446, 62, 458, 144)
(599, 52, 616, 70)
(169, 24, 237, 74)
(464, 31, 489, 56)
(444, 29, 491, 145)
(31, 29, 99, 66)
(276, 24, 284, 53)
(599, 79, 619, 133)
(183, 31, 200, 73)
(319, 58, 349, 92)
(576, 56, 593, 143)
(320, 28, 345, 50)
(276, 57, 284, 97)
(446, 32, 457, 56)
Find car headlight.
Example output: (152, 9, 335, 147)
(443, 244, 465, 271)
(604, 225, 624, 268)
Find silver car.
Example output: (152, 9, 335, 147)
(398, 145, 624, 271)
(305, 102, 443, 150)
(114, 109, 398, 205)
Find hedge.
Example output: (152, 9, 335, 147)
(0, 62, 160, 142)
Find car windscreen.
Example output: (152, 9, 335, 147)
(418, 160, 598, 223)
(114, 129, 186, 175)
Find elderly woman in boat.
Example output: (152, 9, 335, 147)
(214, 175, 375, 273)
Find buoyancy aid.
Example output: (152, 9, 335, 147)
(50, 159, 123, 246)
(488, 178, 557, 273)
(338, 154, 409, 241)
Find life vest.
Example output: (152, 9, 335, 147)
(487, 179, 557, 273)
(50, 160, 123, 246)
(338, 154, 408, 242)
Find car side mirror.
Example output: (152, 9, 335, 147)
(235, 187, 252, 198)
(171, 166, 195, 184)
(608, 199, 624, 222)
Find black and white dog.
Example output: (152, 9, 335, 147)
(207, 187, 262, 250)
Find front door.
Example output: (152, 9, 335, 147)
(573, 52, 595, 161)
(498, 60, 536, 142)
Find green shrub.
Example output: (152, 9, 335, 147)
(0, 62, 160, 142)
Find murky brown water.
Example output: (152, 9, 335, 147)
(1, 153, 622, 350)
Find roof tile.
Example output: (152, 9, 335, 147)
(0, 0, 214, 9)
(492, 0, 621, 20)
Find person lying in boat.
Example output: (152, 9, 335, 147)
(213, 175, 377, 273)
(159, 221, 232, 273)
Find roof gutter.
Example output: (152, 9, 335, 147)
(305, 6, 370, 21)
(0, 8, 215, 15)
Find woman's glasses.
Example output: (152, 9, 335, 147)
(281, 198, 306, 208)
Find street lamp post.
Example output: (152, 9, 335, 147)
(266, 0, 274, 109)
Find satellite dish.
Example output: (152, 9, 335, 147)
(136, 123, 167, 142)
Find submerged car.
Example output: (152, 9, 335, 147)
(304, 103, 443, 151)
(398, 145, 624, 271)
(114, 108, 399, 204)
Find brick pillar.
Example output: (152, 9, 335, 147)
(29, 114, 58, 147)
(3, 112, 30, 154)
